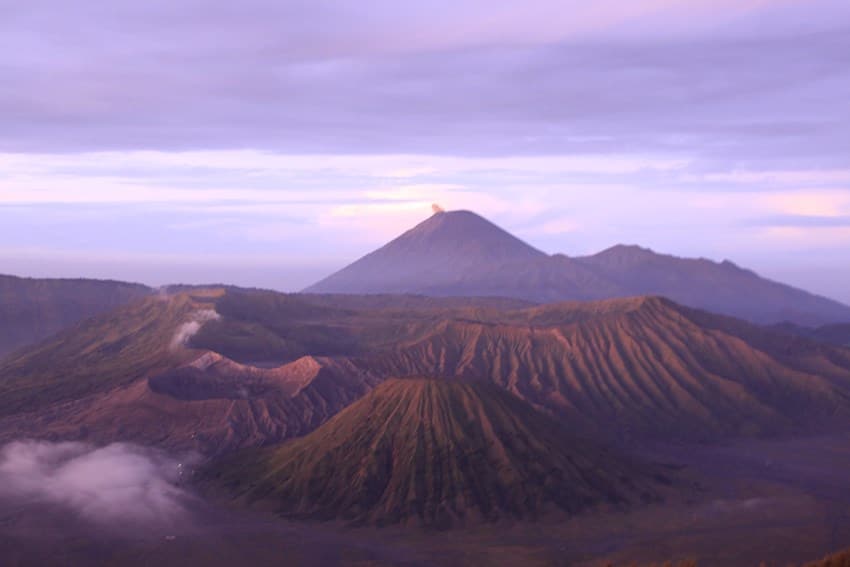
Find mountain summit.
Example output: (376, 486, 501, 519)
(305, 210, 850, 325)
(306, 210, 546, 295)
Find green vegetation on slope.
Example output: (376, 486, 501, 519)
(0, 292, 216, 416)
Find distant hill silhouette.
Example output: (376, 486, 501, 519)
(0, 274, 151, 358)
(305, 210, 850, 326)
(770, 321, 850, 348)
(201, 378, 669, 527)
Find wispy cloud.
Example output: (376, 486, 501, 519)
(745, 214, 850, 228)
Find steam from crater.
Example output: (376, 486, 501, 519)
(432, 203, 445, 214)
(170, 309, 220, 350)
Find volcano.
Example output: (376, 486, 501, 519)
(306, 209, 548, 295)
(304, 210, 850, 326)
(202, 378, 667, 528)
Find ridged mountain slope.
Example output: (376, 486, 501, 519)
(202, 379, 668, 527)
(366, 297, 850, 441)
(0, 289, 381, 454)
(2, 352, 380, 456)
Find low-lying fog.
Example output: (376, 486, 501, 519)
(0, 440, 198, 526)
(0, 436, 849, 566)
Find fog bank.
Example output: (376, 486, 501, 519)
(0, 440, 197, 525)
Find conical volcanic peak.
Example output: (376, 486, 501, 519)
(304, 210, 546, 295)
(202, 378, 667, 528)
(384, 210, 545, 261)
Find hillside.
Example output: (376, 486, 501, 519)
(366, 297, 850, 441)
(201, 378, 669, 527)
(0, 290, 212, 416)
(0, 289, 382, 454)
(0, 274, 152, 358)
(0, 289, 492, 453)
(771, 322, 850, 348)
(1, 352, 380, 456)
(4, 289, 850, 453)
(304, 210, 850, 326)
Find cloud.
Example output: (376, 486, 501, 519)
(536, 218, 582, 235)
(760, 190, 850, 217)
(0, 441, 197, 526)
(1, 2, 848, 162)
(682, 169, 850, 186)
(747, 215, 850, 228)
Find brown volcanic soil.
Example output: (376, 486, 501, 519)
(0, 352, 380, 456)
(200, 378, 670, 528)
(368, 297, 850, 441)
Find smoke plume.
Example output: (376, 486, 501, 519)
(170, 309, 220, 350)
(432, 203, 445, 214)
(0, 441, 197, 525)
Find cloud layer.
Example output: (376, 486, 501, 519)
(0, 441, 196, 526)
(1, 0, 848, 161)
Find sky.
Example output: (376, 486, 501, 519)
(1, 0, 849, 303)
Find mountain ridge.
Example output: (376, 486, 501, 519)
(304, 210, 850, 326)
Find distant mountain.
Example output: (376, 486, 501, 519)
(812, 324, 850, 347)
(305, 210, 850, 326)
(200, 378, 669, 528)
(306, 209, 548, 295)
(0, 274, 152, 358)
(573, 244, 850, 326)
(770, 321, 850, 348)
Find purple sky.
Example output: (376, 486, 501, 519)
(1, 0, 849, 303)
